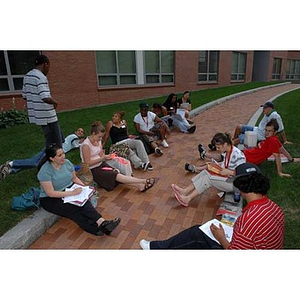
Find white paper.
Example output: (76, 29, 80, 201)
(62, 184, 93, 204)
(199, 219, 233, 244)
(176, 108, 186, 118)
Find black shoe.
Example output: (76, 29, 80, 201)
(184, 163, 196, 173)
(155, 148, 163, 156)
(198, 144, 206, 159)
(97, 217, 121, 236)
(208, 140, 216, 151)
(187, 125, 196, 133)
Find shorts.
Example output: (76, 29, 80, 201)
(239, 125, 254, 144)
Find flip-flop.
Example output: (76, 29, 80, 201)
(174, 191, 188, 207)
(171, 183, 179, 194)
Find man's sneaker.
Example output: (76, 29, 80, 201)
(155, 147, 163, 156)
(184, 163, 196, 173)
(161, 139, 169, 148)
(187, 125, 196, 134)
(198, 144, 206, 159)
(147, 163, 153, 171)
(0, 161, 12, 180)
(140, 239, 150, 250)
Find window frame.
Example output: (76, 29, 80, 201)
(96, 51, 137, 87)
(0, 50, 40, 94)
(272, 57, 282, 80)
(285, 59, 300, 80)
(231, 51, 247, 82)
(198, 50, 219, 83)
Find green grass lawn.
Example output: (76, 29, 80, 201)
(2, 81, 298, 247)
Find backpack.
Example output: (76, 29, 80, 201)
(11, 187, 41, 211)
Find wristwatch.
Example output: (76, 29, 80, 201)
(289, 158, 294, 162)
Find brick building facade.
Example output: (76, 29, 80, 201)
(1, 50, 300, 112)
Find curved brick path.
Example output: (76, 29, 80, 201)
(29, 83, 300, 249)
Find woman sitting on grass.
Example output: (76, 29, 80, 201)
(37, 144, 120, 236)
(80, 121, 155, 192)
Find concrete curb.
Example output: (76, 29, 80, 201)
(0, 82, 296, 249)
(0, 209, 60, 249)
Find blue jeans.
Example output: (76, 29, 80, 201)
(11, 148, 45, 174)
(239, 125, 254, 144)
(150, 225, 223, 249)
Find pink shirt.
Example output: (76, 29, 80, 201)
(80, 137, 102, 169)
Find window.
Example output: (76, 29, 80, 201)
(96, 51, 137, 86)
(96, 50, 175, 87)
(272, 58, 282, 80)
(286, 59, 300, 80)
(231, 52, 246, 81)
(144, 51, 174, 84)
(198, 51, 219, 82)
(0, 51, 39, 92)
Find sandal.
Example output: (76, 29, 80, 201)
(184, 163, 196, 173)
(141, 178, 155, 192)
(97, 217, 121, 236)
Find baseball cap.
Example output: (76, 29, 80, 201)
(227, 162, 261, 182)
(261, 101, 274, 109)
(139, 102, 149, 108)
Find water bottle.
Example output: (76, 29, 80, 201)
(233, 190, 241, 203)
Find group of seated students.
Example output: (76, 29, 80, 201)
(2, 93, 299, 249)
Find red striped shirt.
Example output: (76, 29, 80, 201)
(228, 196, 284, 249)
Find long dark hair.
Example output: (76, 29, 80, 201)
(38, 143, 61, 170)
(163, 93, 177, 106)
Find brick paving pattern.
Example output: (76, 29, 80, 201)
(29, 84, 300, 249)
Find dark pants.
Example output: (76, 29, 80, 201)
(40, 197, 102, 235)
(41, 121, 64, 148)
(150, 225, 223, 249)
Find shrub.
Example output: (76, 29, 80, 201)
(0, 109, 28, 128)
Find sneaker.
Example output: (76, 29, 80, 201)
(187, 125, 196, 133)
(161, 139, 169, 148)
(184, 163, 196, 173)
(198, 144, 206, 159)
(140, 239, 150, 250)
(155, 147, 163, 156)
(0, 161, 12, 180)
(147, 163, 153, 171)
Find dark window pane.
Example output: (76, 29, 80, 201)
(161, 51, 174, 73)
(146, 75, 159, 83)
(162, 75, 173, 83)
(96, 51, 117, 73)
(198, 74, 207, 81)
(209, 74, 217, 81)
(98, 75, 117, 86)
(120, 75, 136, 84)
(8, 51, 39, 75)
(118, 51, 136, 74)
(145, 51, 159, 73)
(0, 51, 7, 75)
(13, 78, 24, 90)
(0, 78, 9, 91)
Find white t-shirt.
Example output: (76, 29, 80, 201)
(133, 111, 157, 131)
(62, 133, 80, 153)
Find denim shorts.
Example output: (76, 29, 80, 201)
(239, 125, 254, 144)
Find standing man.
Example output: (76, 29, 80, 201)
(22, 54, 64, 148)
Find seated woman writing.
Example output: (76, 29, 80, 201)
(37, 144, 120, 236)
(162, 94, 196, 134)
(172, 132, 246, 207)
(80, 121, 155, 192)
(103, 111, 153, 171)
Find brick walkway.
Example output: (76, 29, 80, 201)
(29, 83, 300, 249)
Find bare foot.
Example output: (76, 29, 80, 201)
(174, 190, 189, 207)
